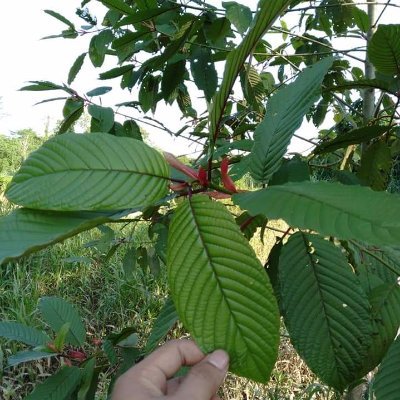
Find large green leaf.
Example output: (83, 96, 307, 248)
(373, 337, 400, 400)
(38, 297, 86, 347)
(368, 24, 400, 75)
(25, 366, 82, 400)
(0, 208, 124, 265)
(314, 125, 388, 155)
(6, 133, 169, 211)
(8, 350, 56, 367)
(167, 196, 279, 382)
(279, 232, 372, 390)
(233, 182, 400, 247)
(250, 57, 333, 183)
(209, 0, 292, 143)
(145, 297, 178, 354)
(358, 141, 392, 191)
(0, 322, 50, 346)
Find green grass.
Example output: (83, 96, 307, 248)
(0, 207, 334, 399)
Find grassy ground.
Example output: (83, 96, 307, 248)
(0, 202, 334, 399)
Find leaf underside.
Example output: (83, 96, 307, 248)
(167, 196, 279, 383)
(233, 181, 400, 247)
(279, 232, 372, 390)
(0, 322, 50, 347)
(6, 133, 169, 211)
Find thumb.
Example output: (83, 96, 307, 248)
(174, 350, 229, 400)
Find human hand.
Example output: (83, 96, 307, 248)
(112, 339, 229, 400)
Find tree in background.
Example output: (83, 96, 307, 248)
(0, 1, 400, 399)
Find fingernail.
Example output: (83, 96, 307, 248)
(207, 350, 229, 370)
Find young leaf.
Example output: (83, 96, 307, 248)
(233, 182, 400, 247)
(38, 297, 86, 347)
(59, 98, 84, 134)
(0, 208, 121, 265)
(0, 322, 50, 346)
(68, 53, 86, 85)
(99, 64, 134, 80)
(25, 366, 82, 400)
(19, 81, 66, 92)
(86, 86, 112, 97)
(54, 322, 71, 351)
(6, 133, 170, 211)
(8, 350, 56, 367)
(373, 337, 400, 400)
(167, 196, 280, 383)
(279, 232, 372, 390)
(368, 25, 400, 75)
(145, 298, 178, 354)
(249, 57, 333, 183)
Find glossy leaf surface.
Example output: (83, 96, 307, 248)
(167, 196, 279, 382)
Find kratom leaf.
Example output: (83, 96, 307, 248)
(100, 0, 136, 15)
(250, 57, 333, 183)
(161, 60, 186, 101)
(6, 133, 169, 211)
(269, 157, 310, 186)
(88, 105, 114, 132)
(358, 141, 392, 191)
(44, 10, 76, 30)
(325, 78, 398, 95)
(223, 1, 252, 35)
(25, 366, 82, 400)
(209, 0, 292, 143)
(0, 322, 50, 346)
(279, 232, 372, 390)
(39, 297, 86, 347)
(0, 208, 122, 265)
(77, 358, 96, 400)
(99, 64, 134, 80)
(68, 53, 86, 85)
(167, 196, 279, 382)
(8, 350, 56, 367)
(373, 337, 400, 400)
(368, 24, 400, 75)
(235, 212, 267, 240)
(145, 298, 178, 353)
(314, 125, 388, 154)
(102, 339, 118, 366)
(20, 81, 67, 92)
(233, 181, 400, 247)
(86, 86, 112, 97)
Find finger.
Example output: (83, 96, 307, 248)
(174, 350, 229, 400)
(166, 376, 184, 395)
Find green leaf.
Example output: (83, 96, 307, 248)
(161, 60, 186, 101)
(89, 30, 113, 68)
(279, 232, 372, 390)
(269, 157, 310, 186)
(25, 366, 82, 400)
(352, 7, 370, 33)
(68, 53, 86, 85)
(167, 196, 279, 383)
(190, 48, 218, 102)
(0, 208, 121, 265)
(249, 57, 333, 183)
(99, 65, 134, 80)
(233, 181, 400, 247)
(59, 98, 84, 134)
(86, 86, 112, 97)
(54, 322, 71, 351)
(8, 350, 56, 367)
(223, 1, 252, 35)
(325, 78, 398, 96)
(44, 10, 76, 30)
(209, 0, 292, 142)
(358, 141, 392, 191)
(38, 297, 86, 346)
(6, 133, 169, 211)
(145, 298, 178, 354)
(368, 25, 400, 75)
(235, 212, 267, 241)
(77, 358, 96, 400)
(20, 81, 66, 92)
(102, 339, 118, 365)
(373, 337, 400, 400)
(0, 322, 50, 346)
(100, 0, 136, 16)
(88, 105, 114, 132)
(314, 125, 388, 154)
(122, 247, 136, 277)
(115, 120, 143, 140)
